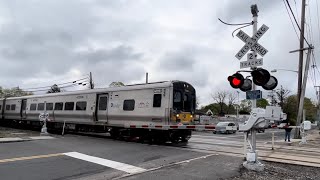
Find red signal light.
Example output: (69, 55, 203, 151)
(228, 73, 244, 88)
(232, 78, 241, 86)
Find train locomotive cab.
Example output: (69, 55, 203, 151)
(171, 81, 196, 125)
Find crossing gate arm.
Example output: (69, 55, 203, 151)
(124, 124, 215, 130)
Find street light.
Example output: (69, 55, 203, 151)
(270, 69, 298, 73)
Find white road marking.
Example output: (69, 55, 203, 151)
(0, 137, 23, 142)
(29, 136, 55, 140)
(64, 152, 146, 174)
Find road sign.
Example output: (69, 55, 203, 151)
(247, 53, 255, 60)
(246, 90, 262, 100)
(240, 59, 263, 69)
(235, 24, 269, 60)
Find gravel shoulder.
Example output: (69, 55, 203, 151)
(227, 161, 320, 180)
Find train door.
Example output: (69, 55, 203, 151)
(45, 102, 54, 121)
(96, 94, 108, 122)
(20, 99, 27, 119)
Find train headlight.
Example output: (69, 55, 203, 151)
(190, 115, 193, 118)
(176, 114, 180, 117)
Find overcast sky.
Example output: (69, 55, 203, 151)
(0, 0, 319, 106)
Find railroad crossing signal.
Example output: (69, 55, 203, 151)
(227, 73, 252, 92)
(240, 53, 263, 69)
(227, 68, 278, 91)
(235, 24, 269, 60)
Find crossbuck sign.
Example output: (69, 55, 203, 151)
(235, 24, 269, 60)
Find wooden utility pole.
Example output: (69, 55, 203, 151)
(295, 0, 306, 139)
(89, 72, 94, 89)
(315, 86, 320, 125)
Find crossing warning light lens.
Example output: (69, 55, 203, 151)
(240, 79, 252, 92)
(232, 78, 241, 86)
(262, 76, 278, 90)
(251, 68, 270, 86)
(228, 73, 244, 88)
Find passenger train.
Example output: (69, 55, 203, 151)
(0, 81, 196, 143)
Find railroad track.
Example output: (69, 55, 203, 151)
(167, 135, 320, 168)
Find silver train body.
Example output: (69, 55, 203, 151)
(0, 81, 196, 141)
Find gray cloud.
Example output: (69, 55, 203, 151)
(218, 0, 281, 22)
(0, 0, 318, 106)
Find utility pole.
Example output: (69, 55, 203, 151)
(291, 46, 313, 138)
(297, 0, 306, 125)
(315, 86, 320, 125)
(89, 72, 94, 89)
(146, 72, 149, 83)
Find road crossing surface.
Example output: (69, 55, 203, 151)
(177, 129, 320, 168)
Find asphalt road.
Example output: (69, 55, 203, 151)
(0, 128, 293, 180)
(0, 132, 244, 180)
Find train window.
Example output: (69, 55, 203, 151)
(30, 104, 37, 111)
(123, 100, 135, 111)
(38, 103, 45, 111)
(46, 103, 53, 110)
(65, 102, 74, 110)
(11, 104, 16, 111)
(153, 94, 162, 107)
(99, 97, 107, 110)
(174, 91, 182, 102)
(76, 101, 87, 111)
(54, 102, 63, 110)
(6, 105, 10, 110)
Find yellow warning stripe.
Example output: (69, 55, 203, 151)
(0, 153, 64, 163)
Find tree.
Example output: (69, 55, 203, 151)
(268, 90, 277, 106)
(275, 86, 290, 109)
(226, 92, 236, 114)
(211, 91, 227, 116)
(47, 84, 61, 93)
(239, 99, 251, 114)
(0, 86, 33, 98)
(257, 98, 269, 108)
(283, 95, 317, 124)
(109, 82, 125, 87)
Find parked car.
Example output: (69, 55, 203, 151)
(213, 122, 238, 134)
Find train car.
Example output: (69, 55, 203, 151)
(0, 98, 4, 120)
(0, 80, 196, 143)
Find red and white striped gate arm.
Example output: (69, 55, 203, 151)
(124, 124, 215, 130)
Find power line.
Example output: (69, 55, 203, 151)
(20, 73, 89, 87)
(307, 0, 314, 44)
(316, 0, 320, 46)
(285, 0, 311, 47)
(293, 0, 300, 23)
(218, 18, 253, 26)
(21, 77, 89, 90)
(22, 82, 89, 93)
(283, 0, 300, 41)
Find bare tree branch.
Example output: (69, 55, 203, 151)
(211, 91, 227, 115)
